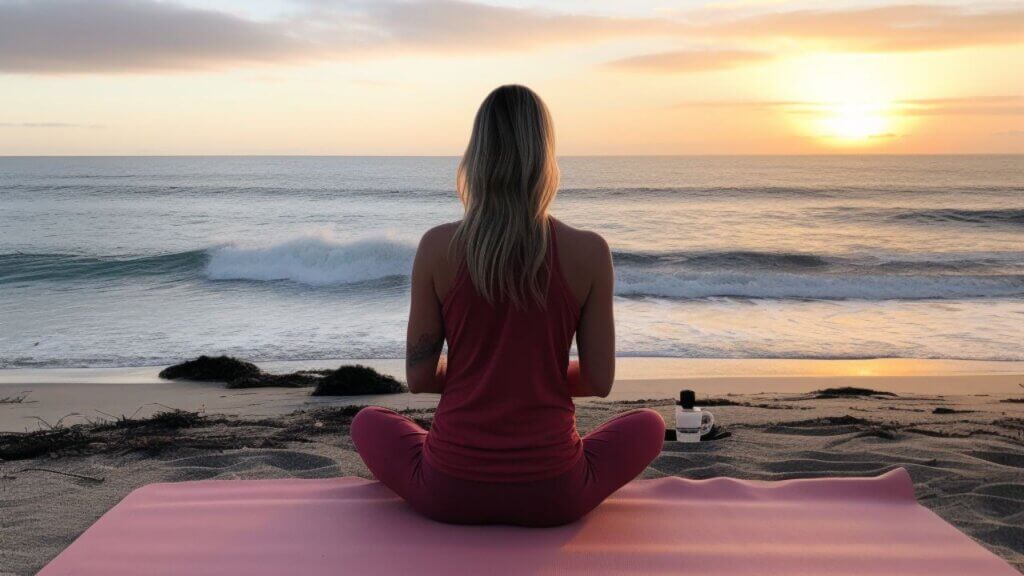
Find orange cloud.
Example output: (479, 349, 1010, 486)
(0, 0, 666, 74)
(607, 49, 772, 73)
(676, 96, 1024, 117)
(1, 1, 1021, 75)
(681, 4, 1024, 52)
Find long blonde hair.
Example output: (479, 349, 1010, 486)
(453, 85, 560, 307)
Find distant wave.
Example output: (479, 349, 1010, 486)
(3, 243, 1022, 300)
(613, 250, 832, 270)
(8, 183, 1022, 202)
(614, 271, 1024, 300)
(890, 208, 1024, 227)
(612, 249, 1024, 299)
(205, 234, 416, 286)
(557, 185, 1024, 200)
(612, 249, 1024, 274)
(0, 250, 206, 284)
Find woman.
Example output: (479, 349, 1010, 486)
(351, 85, 664, 526)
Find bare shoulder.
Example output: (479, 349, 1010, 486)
(420, 221, 459, 245)
(418, 221, 460, 261)
(552, 218, 610, 264)
(418, 222, 462, 299)
(551, 218, 611, 305)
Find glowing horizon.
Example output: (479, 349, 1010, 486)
(0, 0, 1021, 155)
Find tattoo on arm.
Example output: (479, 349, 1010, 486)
(407, 332, 444, 369)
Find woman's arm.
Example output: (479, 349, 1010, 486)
(406, 228, 448, 394)
(569, 233, 615, 398)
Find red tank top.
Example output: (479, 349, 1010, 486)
(424, 219, 583, 483)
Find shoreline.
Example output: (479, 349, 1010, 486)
(4, 356, 1024, 383)
(2, 358, 1022, 433)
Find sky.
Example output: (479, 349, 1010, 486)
(0, 0, 1022, 155)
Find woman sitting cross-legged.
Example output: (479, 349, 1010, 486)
(351, 84, 665, 527)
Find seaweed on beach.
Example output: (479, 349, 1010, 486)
(932, 407, 975, 414)
(812, 387, 898, 399)
(603, 397, 809, 410)
(0, 425, 91, 461)
(0, 409, 215, 461)
(1000, 387, 1024, 403)
(158, 355, 314, 388)
(159, 356, 261, 382)
(159, 356, 407, 394)
(700, 398, 809, 410)
(0, 409, 262, 461)
(226, 371, 324, 389)
(0, 392, 31, 404)
(313, 365, 407, 396)
(0, 404, 433, 462)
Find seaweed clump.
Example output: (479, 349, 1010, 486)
(0, 409, 208, 461)
(159, 356, 406, 394)
(813, 387, 898, 399)
(313, 365, 408, 396)
(159, 355, 260, 383)
(226, 371, 324, 389)
(932, 407, 975, 415)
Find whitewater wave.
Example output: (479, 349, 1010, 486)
(4, 242, 1023, 300)
(205, 233, 416, 286)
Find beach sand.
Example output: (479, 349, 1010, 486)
(1, 361, 1023, 575)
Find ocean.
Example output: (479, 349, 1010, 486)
(1, 155, 1022, 368)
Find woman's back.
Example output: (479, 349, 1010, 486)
(424, 219, 582, 482)
(351, 85, 662, 526)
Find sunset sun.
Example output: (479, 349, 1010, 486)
(817, 102, 893, 142)
(781, 55, 910, 147)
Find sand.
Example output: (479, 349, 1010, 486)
(3, 357, 1022, 433)
(1, 363, 1023, 574)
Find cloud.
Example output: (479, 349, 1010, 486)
(898, 96, 1024, 116)
(608, 4, 1024, 72)
(0, 0, 310, 73)
(355, 1, 668, 52)
(681, 4, 1024, 53)
(0, 0, 665, 74)
(676, 96, 1024, 117)
(1, 1, 1021, 75)
(0, 121, 101, 128)
(608, 49, 773, 73)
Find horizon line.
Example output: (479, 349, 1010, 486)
(2, 153, 1022, 159)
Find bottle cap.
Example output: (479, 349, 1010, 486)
(679, 389, 695, 409)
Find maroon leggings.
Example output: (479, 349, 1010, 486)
(351, 406, 665, 526)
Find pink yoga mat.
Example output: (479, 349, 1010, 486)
(39, 468, 1016, 575)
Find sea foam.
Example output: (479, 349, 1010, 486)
(205, 233, 416, 286)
